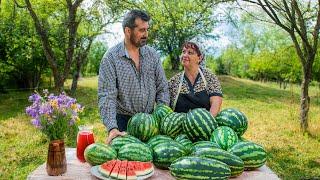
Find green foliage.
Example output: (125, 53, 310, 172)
(217, 19, 304, 84)
(0, 0, 49, 89)
(83, 41, 108, 76)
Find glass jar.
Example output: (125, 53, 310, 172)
(76, 125, 95, 162)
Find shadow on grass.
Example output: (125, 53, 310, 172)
(268, 146, 320, 180)
(0, 91, 32, 121)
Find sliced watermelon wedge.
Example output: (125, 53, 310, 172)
(117, 168, 127, 180)
(120, 160, 128, 168)
(109, 160, 121, 178)
(141, 162, 154, 174)
(98, 159, 118, 177)
(134, 161, 154, 177)
(127, 169, 137, 180)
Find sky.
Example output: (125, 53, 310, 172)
(97, 20, 233, 58)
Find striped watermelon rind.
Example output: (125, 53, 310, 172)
(110, 135, 142, 152)
(192, 141, 221, 153)
(215, 108, 248, 136)
(174, 134, 189, 142)
(228, 141, 267, 170)
(192, 147, 244, 177)
(153, 141, 187, 169)
(183, 108, 218, 142)
(84, 143, 117, 166)
(153, 104, 173, 124)
(118, 142, 153, 162)
(169, 156, 231, 179)
(127, 113, 159, 142)
(211, 126, 238, 150)
(147, 135, 173, 149)
(160, 112, 185, 139)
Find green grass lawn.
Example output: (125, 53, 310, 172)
(0, 75, 320, 179)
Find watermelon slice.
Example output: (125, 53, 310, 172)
(126, 169, 137, 180)
(133, 161, 154, 176)
(117, 168, 127, 180)
(98, 160, 117, 177)
(109, 160, 121, 178)
(133, 162, 145, 176)
(120, 160, 128, 168)
(141, 162, 154, 174)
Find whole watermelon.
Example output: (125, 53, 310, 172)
(215, 108, 248, 136)
(183, 108, 218, 142)
(84, 143, 117, 166)
(169, 156, 231, 179)
(160, 112, 185, 138)
(127, 113, 159, 142)
(153, 141, 187, 169)
(118, 142, 153, 162)
(147, 135, 173, 149)
(110, 134, 142, 152)
(153, 104, 173, 124)
(228, 141, 267, 170)
(210, 126, 238, 150)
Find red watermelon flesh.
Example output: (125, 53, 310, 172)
(141, 162, 154, 175)
(133, 161, 154, 176)
(117, 168, 127, 180)
(126, 169, 137, 180)
(120, 160, 128, 168)
(109, 160, 121, 178)
(98, 160, 117, 177)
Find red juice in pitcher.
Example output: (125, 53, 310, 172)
(76, 125, 95, 162)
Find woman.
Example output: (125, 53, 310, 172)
(168, 41, 223, 117)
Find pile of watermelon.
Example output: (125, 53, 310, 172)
(84, 104, 267, 180)
(98, 159, 154, 180)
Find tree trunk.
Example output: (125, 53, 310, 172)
(53, 74, 64, 93)
(70, 62, 81, 95)
(171, 54, 180, 70)
(300, 67, 312, 133)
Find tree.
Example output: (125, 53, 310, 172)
(239, 0, 320, 132)
(15, 0, 120, 92)
(121, 0, 231, 70)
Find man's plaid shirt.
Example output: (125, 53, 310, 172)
(98, 41, 170, 132)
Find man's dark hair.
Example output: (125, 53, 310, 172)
(122, 9, 150, 31)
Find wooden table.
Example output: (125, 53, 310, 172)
(28, 148, 279, 180)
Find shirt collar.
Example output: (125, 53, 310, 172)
(118, 40, 147, 59)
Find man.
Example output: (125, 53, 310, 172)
(98, 10, 169, 144)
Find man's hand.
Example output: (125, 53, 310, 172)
(106, 128, 126, 144)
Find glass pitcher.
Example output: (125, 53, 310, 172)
(76, 125, 95, 162)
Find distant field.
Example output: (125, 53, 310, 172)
(0, 75, 319, 179)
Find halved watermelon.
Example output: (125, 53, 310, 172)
(117, 168, 127, 180)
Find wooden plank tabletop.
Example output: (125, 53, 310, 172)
(28, 148, 279, 180)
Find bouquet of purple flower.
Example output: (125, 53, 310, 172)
(26, 90, 84, 141)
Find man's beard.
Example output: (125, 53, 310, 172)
(130, 33, 147, 47)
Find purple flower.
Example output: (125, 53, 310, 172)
(47, 94, 55, 100)
(69, 118, 76, 126)
(26, 105, 39, 118)
(39, 103, 53, 115)
(28, 93, 41, 103)
(31, 118, 42, 128)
